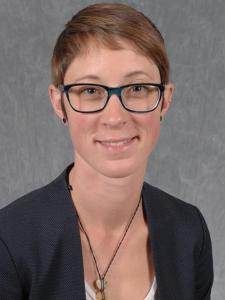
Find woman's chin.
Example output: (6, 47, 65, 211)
(95, 159, 146, 179)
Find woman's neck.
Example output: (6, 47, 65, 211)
(69, 159, 147, 234)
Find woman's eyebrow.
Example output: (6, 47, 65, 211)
(72, 71, 155, 83)
(123, 70, 155, 81)
(70, 75, 101, 82)
(124, 70, 149, 77)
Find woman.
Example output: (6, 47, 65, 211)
(0, 3, 213, 299)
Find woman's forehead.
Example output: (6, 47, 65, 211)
(64, 39, 160, 83)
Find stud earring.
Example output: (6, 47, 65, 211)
(62, 117, 67, 124)
(160, 116, 163, 121)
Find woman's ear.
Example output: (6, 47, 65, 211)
(48, 84, 65, 120)
(160, 83, 174, 117)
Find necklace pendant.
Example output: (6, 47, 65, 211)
(95, 278, 107, 290)
(96, 290, 106, 300)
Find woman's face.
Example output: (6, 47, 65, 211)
(49, 41, 174, 178)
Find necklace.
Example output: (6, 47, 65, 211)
(69, 185, 142, 300)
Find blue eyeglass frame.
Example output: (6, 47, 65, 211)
(58, 82, 165, 113)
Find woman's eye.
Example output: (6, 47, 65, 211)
(83, 88, 97, 94)
(131, 86, 147, 94)
(132, 85, 144, 92)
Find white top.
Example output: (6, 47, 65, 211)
(85, 276, 157, 300)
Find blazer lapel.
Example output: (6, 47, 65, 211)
(52, 167, 86, 299)
(142, 183, 178, 299)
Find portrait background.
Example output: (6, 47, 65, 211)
(0, 0, 224, 298)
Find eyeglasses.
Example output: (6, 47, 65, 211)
(58, 82, 165, 113)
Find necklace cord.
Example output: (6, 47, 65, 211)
(76, 193, 142, 280)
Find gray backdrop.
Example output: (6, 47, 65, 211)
(0, 0, 224, 298)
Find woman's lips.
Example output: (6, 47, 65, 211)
(96, 136, 137, 151)
(100, 137, 134, 146)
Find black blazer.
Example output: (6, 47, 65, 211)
(0, 165, 213, 299)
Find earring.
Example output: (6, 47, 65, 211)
(160, 116, 163, 122)
(62, 117, 67, 124)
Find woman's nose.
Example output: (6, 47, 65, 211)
(100, 94, 129, 128)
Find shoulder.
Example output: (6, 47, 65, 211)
(0, 174, 60, 224)
(0, 164, 73, 247)
(143, 181, 200, 214)
(142, 181, 210, 247)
